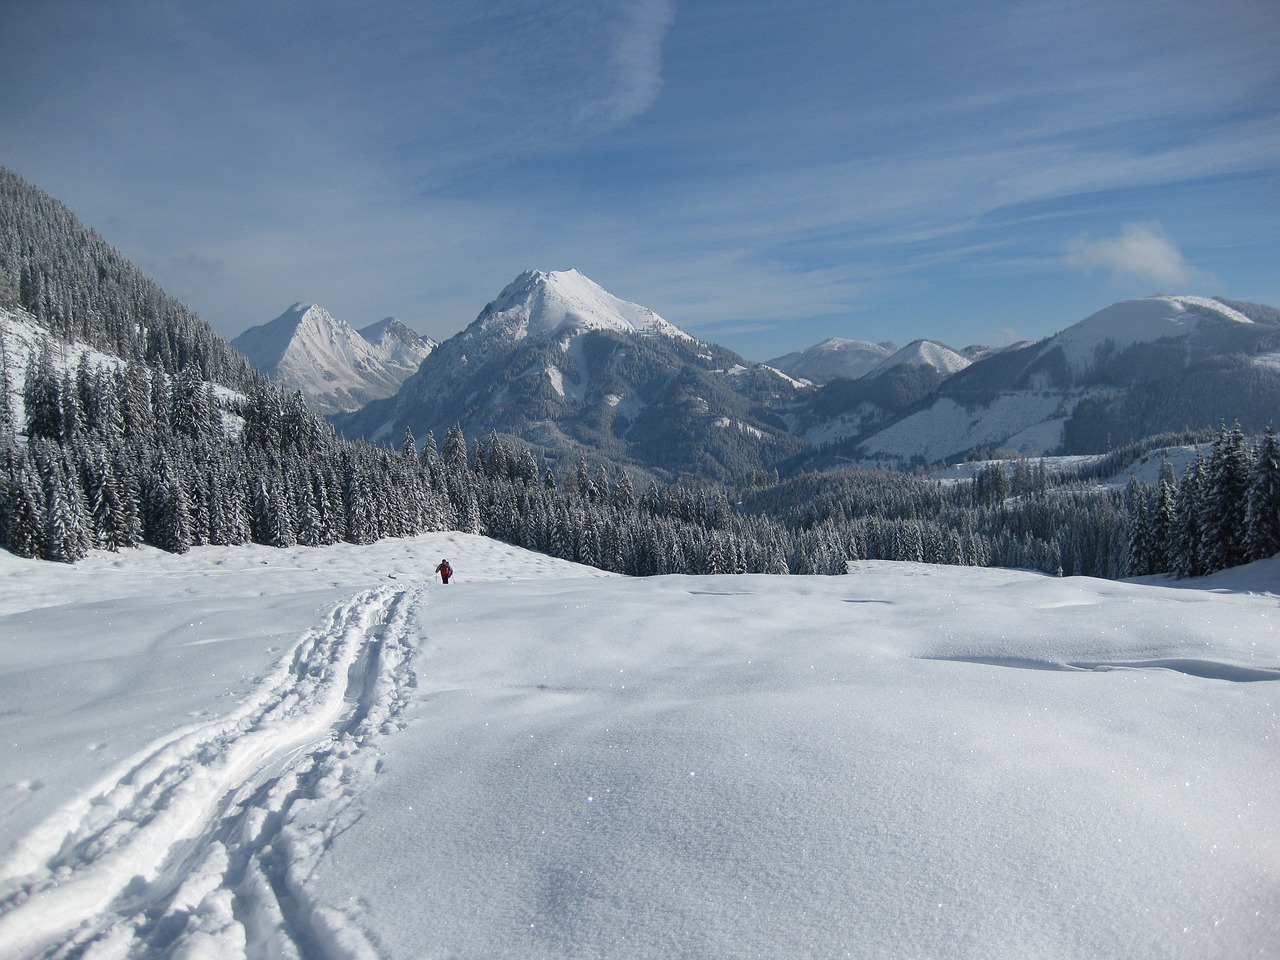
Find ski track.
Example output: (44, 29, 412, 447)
(0, 585, 422, 960)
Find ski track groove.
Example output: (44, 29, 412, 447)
(0, 585, 422, 960)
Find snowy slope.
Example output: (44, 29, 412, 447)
(1, 537, 1276, 958)
(358, 317, 437, 379)
(232, 304, 433, 415)
(767, 338, 897, 383)
(865, 338, 971, 378)
(1, 306, 244, 431)
(1, 306, 125, 429)
(1041, 295, 1253, 375)
(858, 392, 1084, 462)
(478, 269, 697, 343)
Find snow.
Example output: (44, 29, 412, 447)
(860, 392, 1079, 464)
(545, 365, 565, 398)
(865, 339, 971, 378)
(798, 401, 885, 446)
(483, 270, 697, 343)
(0, 537, 1277, 958)
(768, 338, 897, 384)
(1, 306, 126, 428)
(1254, 351, 1280, 372)
(232, 304, 432, 415)
(1, 306, 244, 433)
(356, 317, 436, 375)
(1043, 295, 1253, 376)
(757, 363, 811, 389)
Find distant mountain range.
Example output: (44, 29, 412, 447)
(331, 274, 1280, 479)
(232, 304, 436, 414)
(6, 160, 1278, 484)
(789, 295, 1280, 470)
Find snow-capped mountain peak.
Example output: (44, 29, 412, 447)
(865, 339, 971, 378)
(767, 338, 898, 383)
(232, 303, 345, 373)
(232, 304, 434, 415)
(358, 317, 438, 370)
(478, 269, 696, 343)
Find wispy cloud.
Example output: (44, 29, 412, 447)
(573, 0, 676, 130)
(1064, 223, 1194, 289)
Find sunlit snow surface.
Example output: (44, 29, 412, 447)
(0, 537, 1276, 958)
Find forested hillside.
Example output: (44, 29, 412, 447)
(0, 167, 254, 388)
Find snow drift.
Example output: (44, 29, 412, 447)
(0, 537, 1276, 959)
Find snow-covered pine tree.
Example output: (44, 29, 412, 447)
(23, 342, 63, 441)
(1244, 426, 1280, 562)
(0, 336, 15, 442)
(5, 453, 46, 558)
(1199, 424, 1252, 573)
(1171, 456, 1206, 578)
(143, 453, 192, 554)
(33, 440, 90, 563)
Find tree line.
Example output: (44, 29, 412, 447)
(1126, 423, 1280, 578)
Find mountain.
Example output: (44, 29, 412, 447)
(359, 317, 438, 379)
(232, 304, 435, 415)
(333, 269, 806, 482)
(781, 339, 969, 449)
(794, 295, 1280, 469)
(863, 339, 971, 379)
(767, 338, 897, 383)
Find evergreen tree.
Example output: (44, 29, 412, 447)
(443, 424, 468, 471)
(23, 342, 63, 441)
(1171, 456, 1206, 578)
(5, 453, 45, 558)
(143, 454, 192, 554)
(1244, 426, 1280, 562)
(1200, 424, 1251, 573)
(485, 430, 509, 480)
(0, 336, 15, 442)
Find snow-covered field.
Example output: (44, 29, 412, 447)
(0, 536, 1276, 959)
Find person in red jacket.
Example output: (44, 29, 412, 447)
(435, 559, 453, 584)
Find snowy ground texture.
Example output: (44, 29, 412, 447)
(0, 535, 1277, 959)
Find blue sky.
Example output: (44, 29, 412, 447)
(2, 0, 1277, 360)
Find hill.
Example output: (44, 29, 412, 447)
(767, 337, 896, 383)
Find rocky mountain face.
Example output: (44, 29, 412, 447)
(332, 269, 806, 482)
(358, 317, 438, 381)
(232, 304, 435, 415)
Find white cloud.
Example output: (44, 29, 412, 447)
(573, 0, 675, 130)
(1063, 223, 1193, 288)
